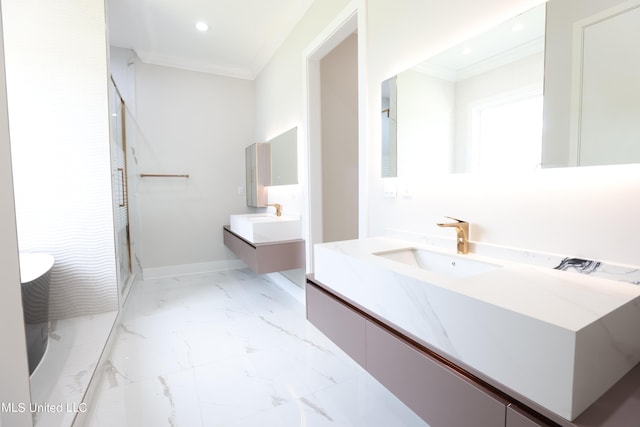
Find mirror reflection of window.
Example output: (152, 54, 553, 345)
(472, 92, 543, 173)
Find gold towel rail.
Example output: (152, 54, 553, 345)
(140, 173, 190, 178)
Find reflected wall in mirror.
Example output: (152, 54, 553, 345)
(269, 127, 298, 186)
(381, 77, 398, 177)
(543, 0, 640, 167)
(246, 142, 270, 207)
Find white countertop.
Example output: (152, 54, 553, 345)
(323, 237, 640, 331)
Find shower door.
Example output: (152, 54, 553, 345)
(109, 78, 132, 295)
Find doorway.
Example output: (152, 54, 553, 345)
(304, 5, 360, 271)
(320, 33, 359, 243)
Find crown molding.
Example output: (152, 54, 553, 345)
(135, 49, 255, 80)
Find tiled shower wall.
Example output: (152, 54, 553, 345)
(2, 0, 118, 319)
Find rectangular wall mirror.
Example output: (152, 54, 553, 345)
(245, 127, 298, 207)
(269, 127, 298, 186)
(381, 0, 640, 177)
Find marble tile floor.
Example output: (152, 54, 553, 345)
(83, 269, 429, 426)
(31, 311, 117, 427)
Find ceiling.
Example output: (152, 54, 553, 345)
(107, 0, 315, 80)
(418, 4, 545, 81)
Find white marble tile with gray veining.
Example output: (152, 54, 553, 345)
(85, 269, 428, 427)
(30, 311, 116, 427)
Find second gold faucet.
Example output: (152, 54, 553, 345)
(267, 203, 282, 217)
(437, 216, 469, 254)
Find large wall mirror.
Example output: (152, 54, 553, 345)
(381, 0, 640, 177)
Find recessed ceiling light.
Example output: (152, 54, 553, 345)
(462, 47, 472, 55)
(512, 23, 524, 32)
(195, 21, 209, 32)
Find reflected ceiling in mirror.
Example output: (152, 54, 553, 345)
(382, 4, 546, 176)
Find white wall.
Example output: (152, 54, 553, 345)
(254, 0, 351, 271)
(255, 0, 351, 145)
(321, 33, 359, 242)
(0, 8, 32, 425)
(2, 0, 118, 318)
(134, 61, 254, 275)
(396, 69, 455, 176)
(366, 0, 640, 267)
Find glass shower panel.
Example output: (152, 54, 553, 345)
(109, 79, 132, 295)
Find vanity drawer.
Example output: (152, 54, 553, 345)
(366, 321, 508, 427)
(305, 282, 366, 366)
(223, 226, 304, 274)
(507, 405, 549, 427)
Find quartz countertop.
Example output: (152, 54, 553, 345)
(317, 237, 639, 331)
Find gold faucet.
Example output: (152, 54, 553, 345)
(437, 216, 469, 254)
(267, 203, 282, 217)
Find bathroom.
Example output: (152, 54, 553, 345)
(1, 0, 639, 426)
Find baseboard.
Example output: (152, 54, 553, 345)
(142, 259, 246, 280)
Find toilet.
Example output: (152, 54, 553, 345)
(19, 252, 54, 375)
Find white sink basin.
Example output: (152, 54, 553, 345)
(374, 248, 500, 278)
(229, 213, 301, 243)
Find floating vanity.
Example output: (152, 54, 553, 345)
(307, 237, 640, 426)
(224, 213, 304, 274)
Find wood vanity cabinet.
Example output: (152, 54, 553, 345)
(306, 277, 555, 427)
(223, 226, 304, 274)
(307, 280, 508, 426)
(305, 281, 366, 365)
(366, 321, 508, 426)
